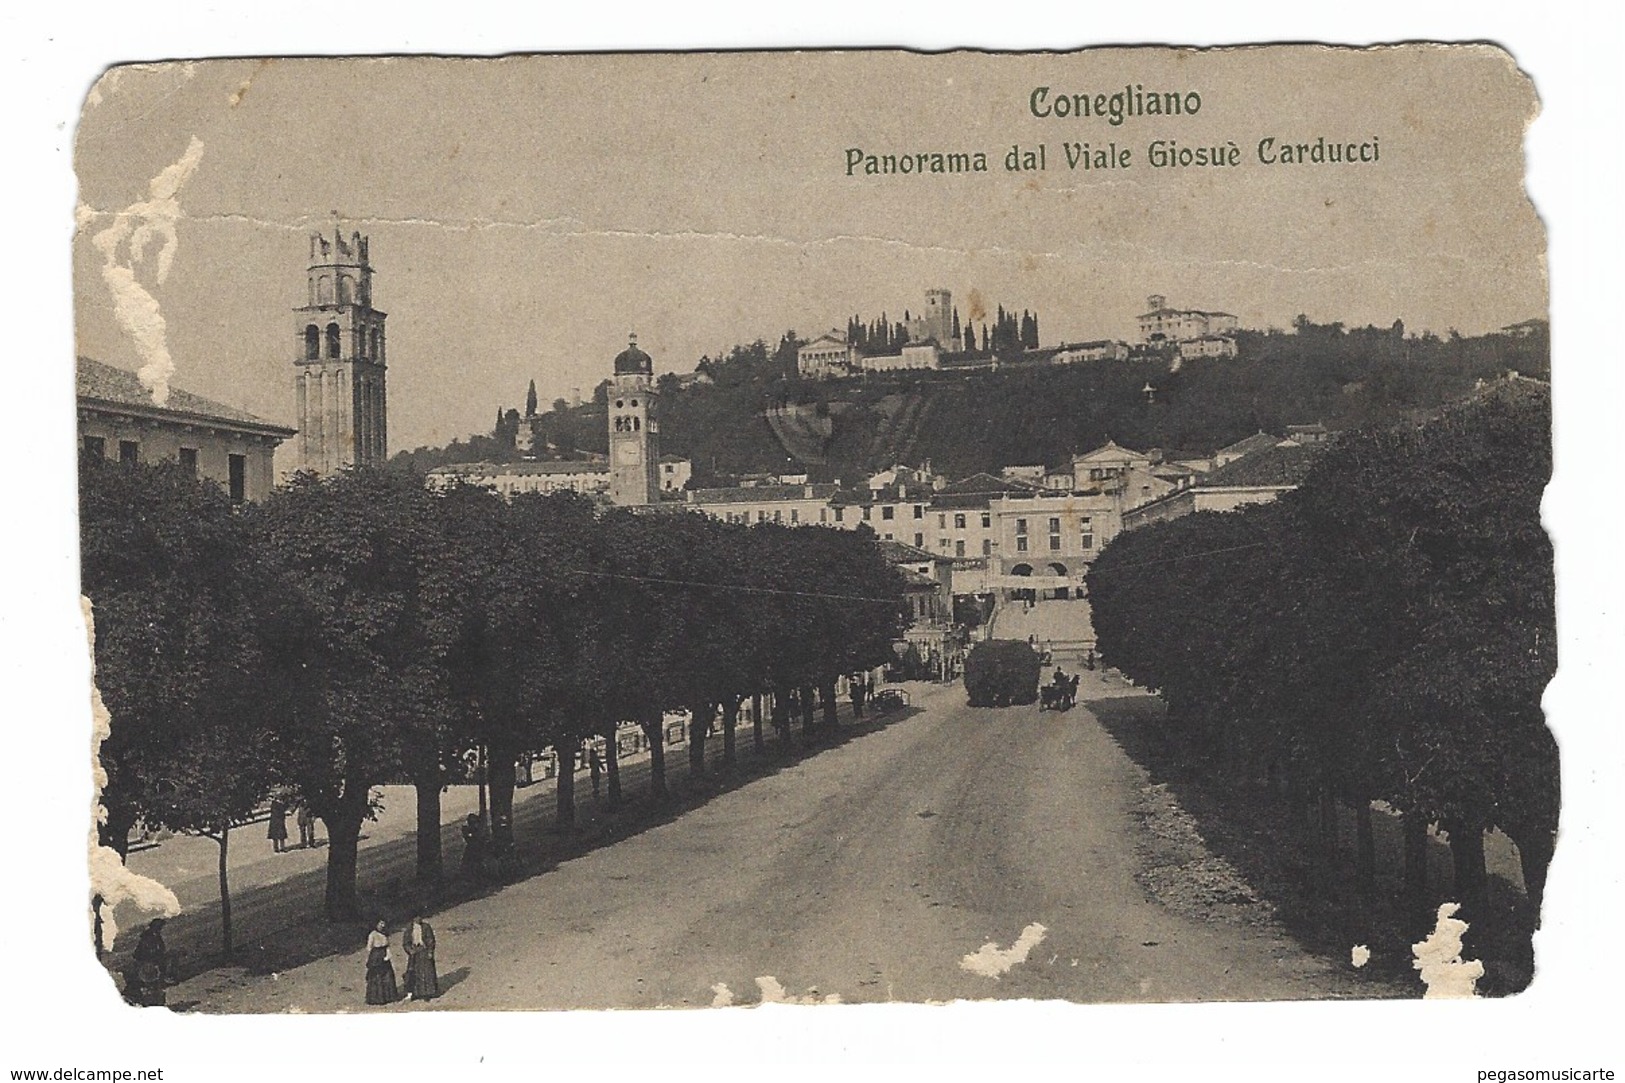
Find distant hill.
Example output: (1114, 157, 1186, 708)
(393, 319, 1549, 482)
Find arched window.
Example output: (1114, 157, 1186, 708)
(317, 276, 333, 304)
(632, 416, 640, 431)
(371, 328, 381, 360)
(338, 275, 354, 304)
(304, 324, 320, 360)
(325, 323, 341, 359)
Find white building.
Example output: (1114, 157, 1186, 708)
(797, 332, 859, 380)
(861, 342, 941, 373)
(426, 460, 610, 498)
(1138, 294, 1239, 349)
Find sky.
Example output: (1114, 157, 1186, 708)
(72, 47, 1546, 464)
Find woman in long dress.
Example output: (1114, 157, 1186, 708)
(124, 918, 167, 1007)
(401, 913, 439, 1002)
(363, 919, 398, 1005)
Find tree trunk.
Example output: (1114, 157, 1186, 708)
(1355, 801, 1376, 897)
(799, 684, 817, 740)
(485, 740, 517, 854)
(323, 798, 367, 921)
(771, 686, 791, 750)
(641, 711, 668, 802)
(1403, 809, 1430, 920)
(555, 734, 578, 829)
(216, 826, 233, 956)
(604, 729, 622, 808)
(413, 772, 443, 882)
(688, 703, 712, 778)
(722, 696, 740, 771)
(1445, 818, 1489, 927)
(820, 678, 840, 732)
(751, 693, 764, 753)
(1514, 827, 1555, 919)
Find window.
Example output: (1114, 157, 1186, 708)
(862, 506, 872, 521)
(178, 447, 198, 476)
(982, 539, 993, 556)
(938, 513, 947, 528)
(981, 511, 991, 528)
(758, 511, 767, 522)
(912, 505, 924, 519)
(790, 509, 799, 523)
(82, 435, 105, 459)
(1049, 535, 1062, 551)
(939, 538, 949, 551)
(118, 440, 139, 464)
(1016, 536, 1028, 553)
(304, 324, 320, 360)
(1015, 518, 1027, 535)
(228, 453, 246, 504)
(325, 323, 341, 359)
(914, 533, 924, 547)
(1049, 517, 1061, 534)
(884, 532, 893, 540)
(820, 508, 828, 523)
(882, 505, 894, 520)
(834, 507, 845, 523)
(955, 540, 966, 557)
(954, 513, 966, 529)
(773, 510, 782, 522)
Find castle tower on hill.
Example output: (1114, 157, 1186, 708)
(293, 229, 388, 474)
(907, 287, 958, 349)
(608, 333, 660, 505)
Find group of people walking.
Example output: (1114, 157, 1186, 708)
(266, 797, 319, 854)
(365, 914, 439, 1006)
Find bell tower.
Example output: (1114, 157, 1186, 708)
(608, 332, 659, 505)
(293, 229, 388, 475)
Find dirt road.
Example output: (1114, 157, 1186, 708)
(179, 674, 1368, 1011)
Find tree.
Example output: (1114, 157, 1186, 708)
(79, 456, 274, 952)
(247, 469, 445, 919)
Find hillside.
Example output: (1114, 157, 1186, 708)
(394, 319, 1549, 482)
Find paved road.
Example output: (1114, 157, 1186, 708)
(176, 672, 1366, 1011)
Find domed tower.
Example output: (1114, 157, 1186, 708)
(608, 332, 660, 505)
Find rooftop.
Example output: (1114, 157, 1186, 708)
(687, 483, 839, 505)
(427, 460, 606, 477)
(77, 357, 294, 435)
(1197, 443, 1327, 489)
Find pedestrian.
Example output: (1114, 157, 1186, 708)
(364, 919, 399, 1005)
(123, 918, 168, 1007)
(588, 746, 603, 799)
(460, 814, 485, 878)
(849, 676, 866, 718)
(401, 912, 439, 1002)
(296, 803, 316, 849)
(267, 797, 289, 854)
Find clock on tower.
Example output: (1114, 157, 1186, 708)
(608, 333, 659, 506)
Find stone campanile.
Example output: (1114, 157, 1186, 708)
(293, 229, 388, 475)
(607, 333, 660, 506)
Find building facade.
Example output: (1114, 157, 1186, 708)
(797, 333, 859, 380)
(78, 357, 294, 504)
(424, 460, 611, 498)
(293, 229, 389, 475)
(1137, 294, 1238, 349)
